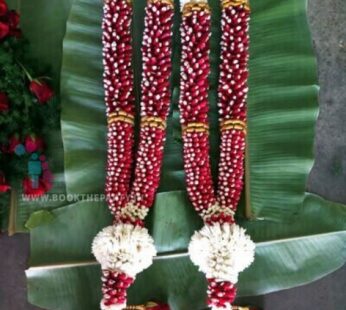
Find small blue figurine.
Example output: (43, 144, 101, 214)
(28, 153, 42, 189)
(14, 144, 26, 156)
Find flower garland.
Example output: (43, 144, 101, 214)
(179, 0, 255, 309)
(92, 0, 174, 309)
(0, 0, 57, 200)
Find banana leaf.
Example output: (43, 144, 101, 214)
(26, 193, 346, 310)
(61, 0, 318, 221)
(26, 0, 346, 309)
(2, 0, 74, 233)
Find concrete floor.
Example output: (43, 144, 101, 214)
(0, 0, 345, 309)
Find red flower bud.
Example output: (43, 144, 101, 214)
(22, 177, 47, 198)
(0, 1, 8, 16)
(41, 170, 53, 192)
(0, 21, 9, 39)
(8, 134, 21, 153)
(25, 135, 44, 153)
(8, 10, 20, 29)
(8, 10, 21, 37)
(29, 80, 54, 103)
(0, 92, 9, 111)
(0, 172, 10, 193)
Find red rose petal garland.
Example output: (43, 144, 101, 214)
(92, 0, 174, 309)
(179, 1, 255, 309)
(180, 0, 216, 218)
(102, 0, 136, 218)
(217, 0, 250, 213)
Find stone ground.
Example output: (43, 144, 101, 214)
(0, 0, 345, 309)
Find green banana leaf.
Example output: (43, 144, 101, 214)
(26, 193, 346, 310)
(2, 0, 73, 233)
(25, 0, 346, 309)
(61, 0, 318, 221)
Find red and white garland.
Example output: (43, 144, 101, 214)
(93, 0, 254, 308)
(92, 0, 174, 309)
(179, 0, 254, 309)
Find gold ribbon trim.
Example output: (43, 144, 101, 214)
(220, 119, 247, 133)
(125, 302, 162, 310)
(182, 1, 210, 17)
(182, 122, 209, 134)
(141, 116, 166, 130)
(108, 110, 135, 126)
(222, 0, 250, 11)
(149, 0, 174, 7)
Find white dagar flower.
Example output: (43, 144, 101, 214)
(92, 224, 156, 277)
(188, 223, 255, 283)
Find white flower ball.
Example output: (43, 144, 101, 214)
(92, 224, 156, 277)
(188, 223, 255, 283)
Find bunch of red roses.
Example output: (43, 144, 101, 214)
(0, 81, 54, 112)
(0, 0, 20, 39)
(0, 0, 56, 198)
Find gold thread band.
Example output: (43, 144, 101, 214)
(125, 302, 161, 310)
(220, 119, 247, 133)
(108, 116, 134, 126)
(182, 122, 209, 134)
(149, 0, 174, 7)
(124, 306, 146, 310)
(221, 119, 246, 127)
(109, 110, 135, 120)
(222, 0, 250, 11)
(108, 110, 135, 126)
(141, 116, 166, 130)
(182, 1, 210, 17)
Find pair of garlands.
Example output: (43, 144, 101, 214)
(92, 0, 254, 309)
(0, 0, 57, 200)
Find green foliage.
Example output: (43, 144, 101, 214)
(0, 32, 59, 199)
(26, 194, 346, 310)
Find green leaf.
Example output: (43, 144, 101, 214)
(25, 210, 55, 230)
(26, 193, 346, 310)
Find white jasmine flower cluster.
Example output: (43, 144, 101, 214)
(188, 223, 255, 283)
(120, 202, 149, 220)
(92, 224, 156, 277)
